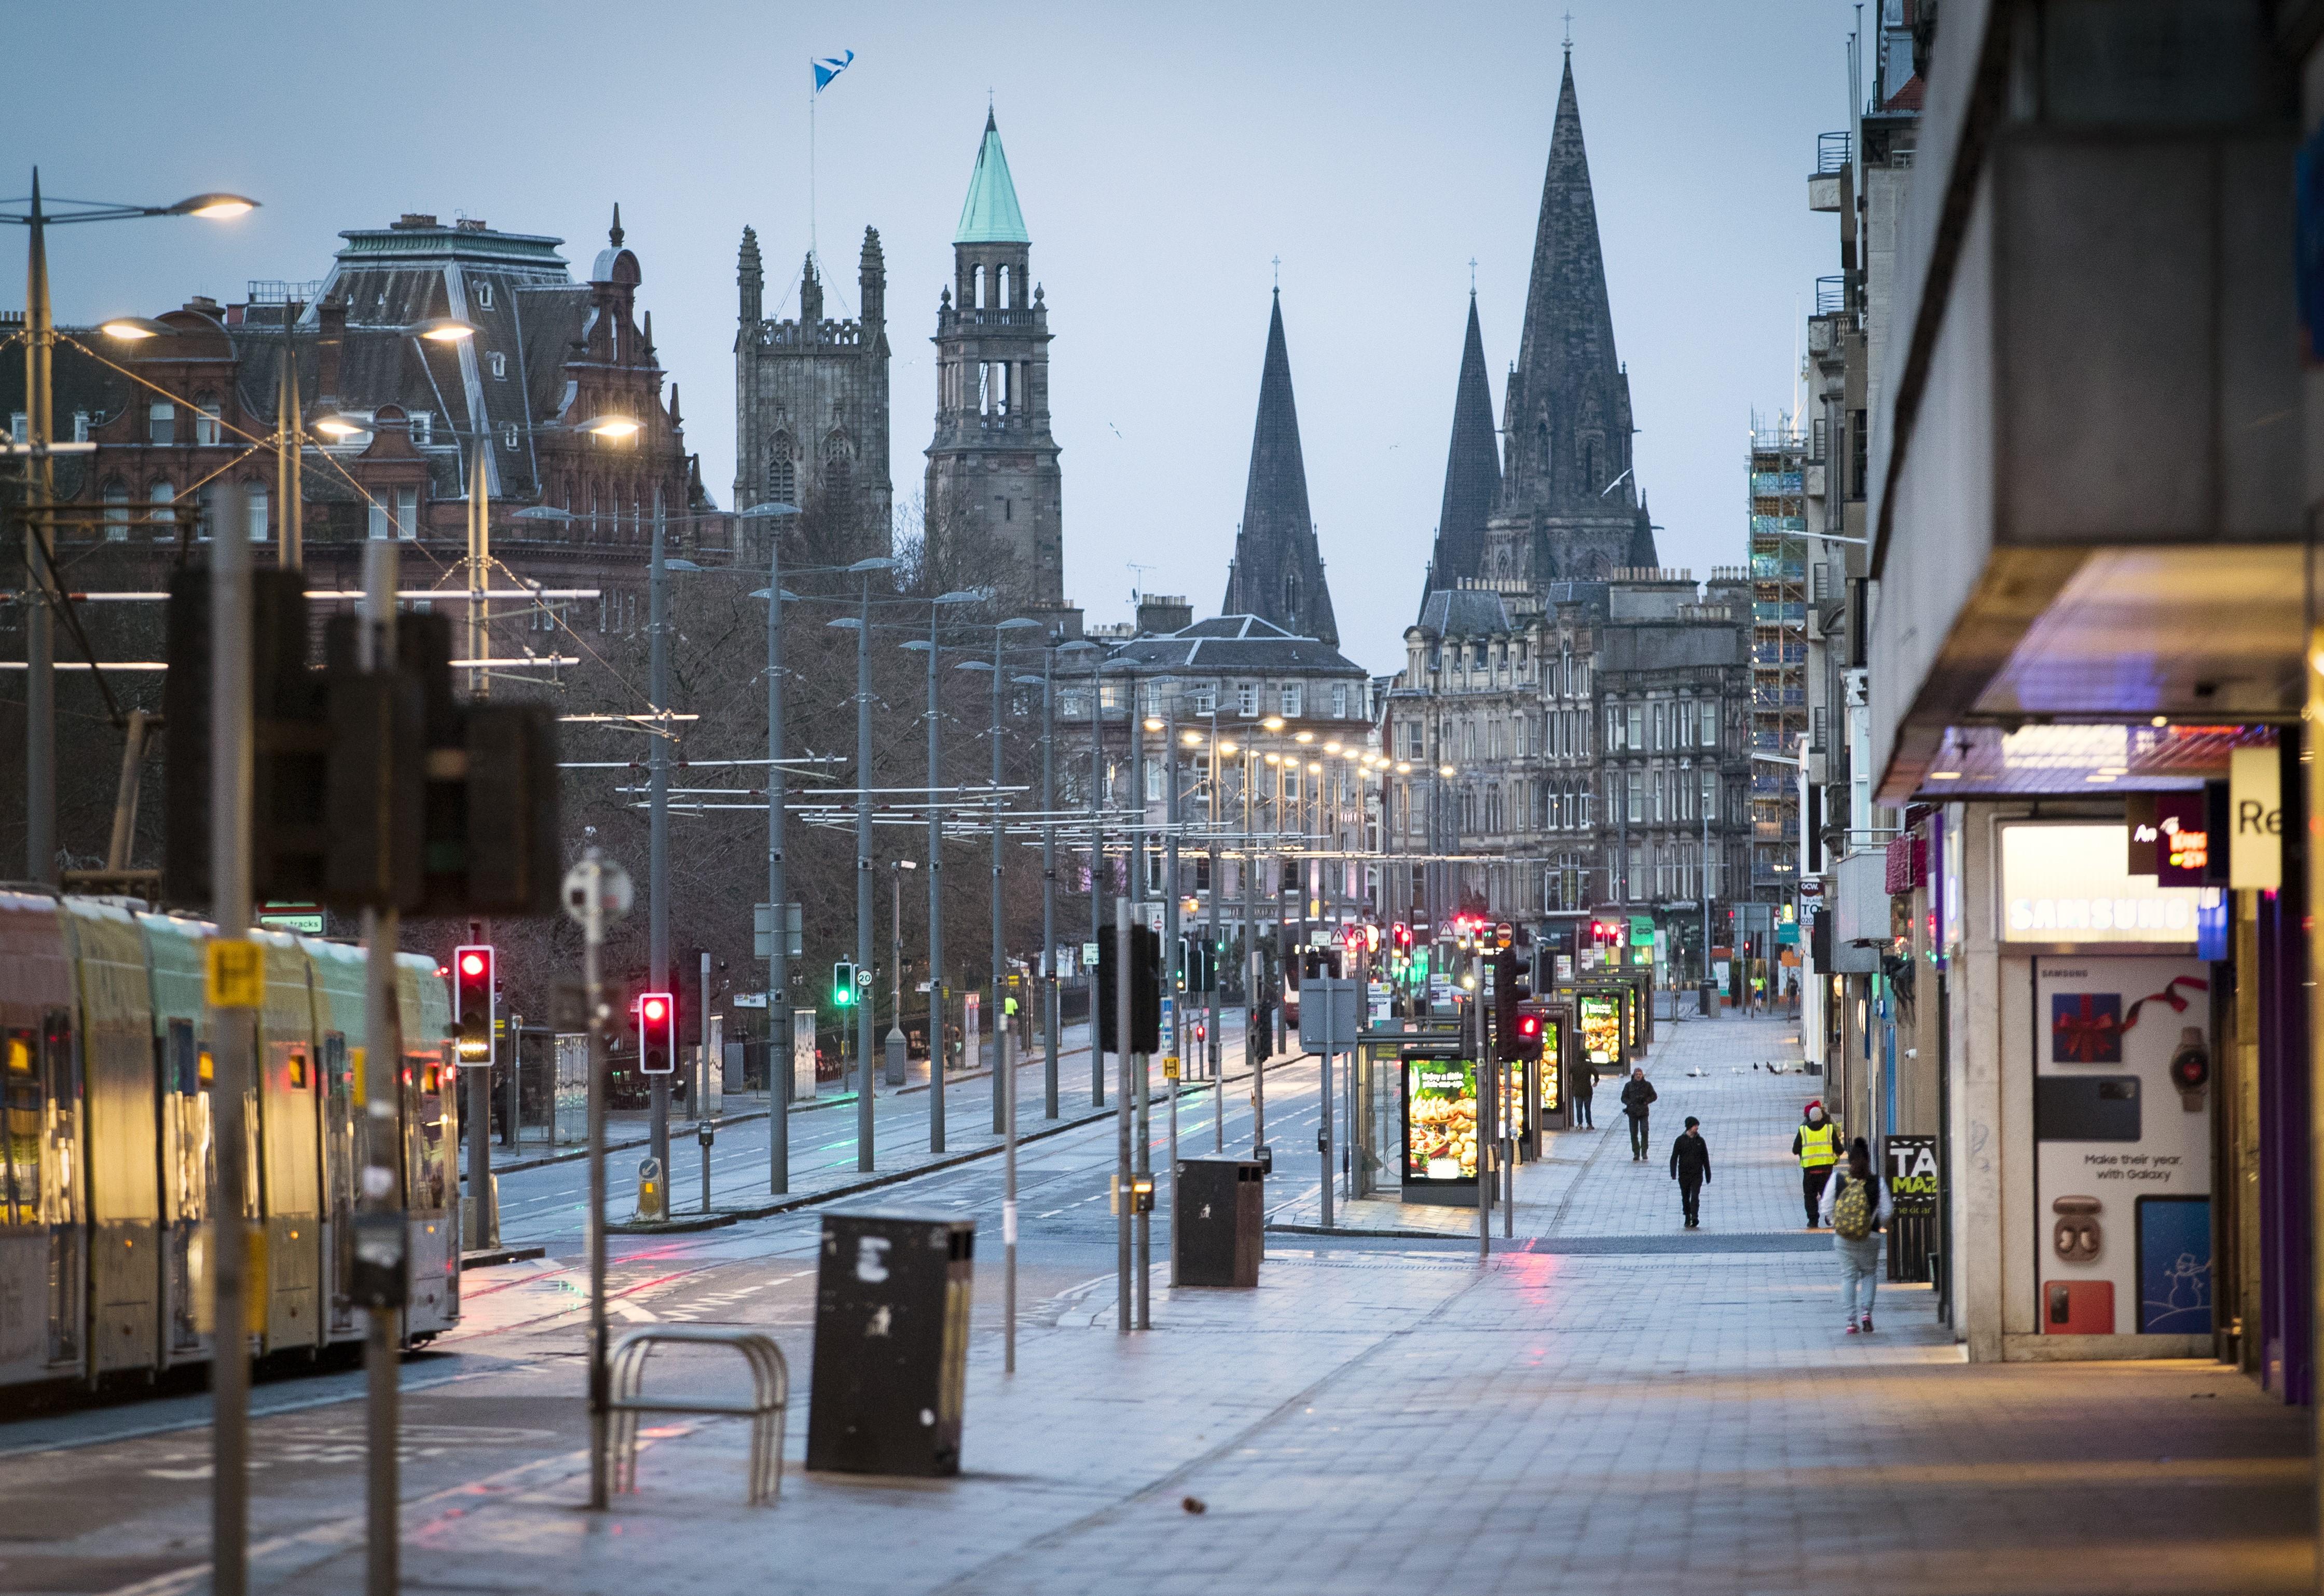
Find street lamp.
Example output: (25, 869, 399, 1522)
(899, 585, 986, 1153)
(5, 170, 257, 887)
(844, 555, 898, 1169)
(1058, 637, 1107, 1106)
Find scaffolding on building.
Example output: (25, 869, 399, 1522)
(1746, 421, 1807, 904)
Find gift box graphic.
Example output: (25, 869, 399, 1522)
(2051, 992, 2123, 1063)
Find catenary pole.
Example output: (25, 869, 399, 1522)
(209, 480, 254, 1596)
(990, 626, 1007, 1135)
(1041, 639, 1060, 1118)
(355, 528, 402, 1595)
(1089, 652, 1105, 1108)
(927, 601, 946, 1152)
(766, 513, 790, 1193)
(1116, 895, 1133, 1335)
(856, 568, 876, 1170)
(648, 489, 671, 1195)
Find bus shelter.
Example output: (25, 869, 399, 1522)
(1352, 1017, 1463, 1200)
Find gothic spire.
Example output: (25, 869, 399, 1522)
(1222, 292, 1336, 646)
(1428, 292, 1501, 591)
(955, 111, 1030, 244)
(1504, 54, 1637, 517)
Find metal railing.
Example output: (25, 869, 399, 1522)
(608, 1326, 791, 1505)
(1818, 131, 1853, 174)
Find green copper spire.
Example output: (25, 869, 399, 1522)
(953, 110, 1030, 244)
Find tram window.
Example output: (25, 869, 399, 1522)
(5, 1028, 38, 1225)
(168, 1020, 197, 1094)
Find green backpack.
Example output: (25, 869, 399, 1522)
(1832, 1176, 1876, 1242)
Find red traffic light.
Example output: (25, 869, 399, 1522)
(637, 991, 676, 1074)
(1517, 1014, 1541, 1039)
(643, 995, 667, 1022)
(452, 944, 495, 1063)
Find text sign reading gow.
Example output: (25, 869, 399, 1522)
(2000, 824, 2202, 946)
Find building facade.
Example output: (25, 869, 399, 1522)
(732, 224, 892, 541)
(924, 112, 1064, 608)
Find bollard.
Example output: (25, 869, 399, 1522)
(636, 1155, 667, 1222)
(697, 1122, 715, 1214)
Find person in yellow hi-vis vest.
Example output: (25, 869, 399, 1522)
(1793, 1100, 1841, 1228)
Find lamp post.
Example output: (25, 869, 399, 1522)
(837, 556, 898, 1171)
(978, 617, 1044, 1134)
(738, 499, 801, 1191)
(4, 173, 256, 886)
(904, 588, 983, 1151)
(1060, 640, 1106, 1105)
(1038, 643, 1061, 1116)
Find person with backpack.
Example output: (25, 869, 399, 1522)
(1668, 1115, 1711, 1228)
(1570, 1059, 1596, 1128)
(1619, 1067, 1658, 1160)
(1819, 1137, 1894, 1333)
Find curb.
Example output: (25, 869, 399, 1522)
(1264, 1221, 1471, 1242)
(588, 1053, 1314, 1236)
(458, 1245, 548, 1268)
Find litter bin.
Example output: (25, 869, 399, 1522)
(806, 1209, 975, 1476)
(1174, 1156, 1262, 1287)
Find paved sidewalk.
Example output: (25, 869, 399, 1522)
(231, 1235, 2308, 1596)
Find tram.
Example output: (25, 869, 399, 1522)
(0, 890, 460, 1397)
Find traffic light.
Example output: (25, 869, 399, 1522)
(1514, 1008, 1544, 1062)
(1096, 925, 1161, 1054)
(637, 991, 676, 1074)
(832, 962, 858, 1008)
(1491, 946, 1533, 1062)
(1392, 922, 1412, 952)
(453, 944, 495, 1063)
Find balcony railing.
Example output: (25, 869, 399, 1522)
(1817, 131, 1852, 174)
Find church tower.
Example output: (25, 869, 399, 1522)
(924, 111, 1064, 605)
(1422, 289, 1504, 603)
(733, 224, 893, 544)
(1221, 291, 1337, 646)
(1483, 52, 1656, 584)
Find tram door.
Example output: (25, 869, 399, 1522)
(5, 1015, 86, 1373)
(162, 1019, 210, 1358)
(322, 1034, 356, 1336)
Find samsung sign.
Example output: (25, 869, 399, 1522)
(1999, 823, 2202, 945)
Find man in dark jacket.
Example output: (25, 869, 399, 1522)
(1570, 1060, 1595, 1128)
(1620, 1068, 1658, 1160)
(1669, 1116, 1711, 1227)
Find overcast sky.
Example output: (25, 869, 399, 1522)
(6, 1, 1852, 674)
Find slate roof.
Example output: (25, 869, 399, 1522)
(1099, 613, 1365, 678)
(1219, 293, 1337, 646)
(1412, 588, 1514, 639)
(954, 111, 1031, 244)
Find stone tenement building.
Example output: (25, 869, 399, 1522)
(924, 112, 1065, 609)
(732, 223, 893, 543)
(1382, 571, 1752, 976)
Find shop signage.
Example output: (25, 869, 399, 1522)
(2229, 746, 2282, 891)
(2125, 794, 2160, 877)
(2000, 824, 2203, 945)
(2152, 792, 2210, 889)
(1885, 1134, 1938, 1216)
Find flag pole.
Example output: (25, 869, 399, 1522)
(808, 63, 817, 268)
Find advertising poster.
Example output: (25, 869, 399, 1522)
(1539, 1019, 1561, 1113)
(2033, 956, 2212, 1336)
(1578, 994, 1621, 1067)
(1401, 1054, 1478, 1195)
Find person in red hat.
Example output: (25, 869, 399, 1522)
(1793, 1100, 1841, 1227)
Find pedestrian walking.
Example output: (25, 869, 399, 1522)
(1793, 1099, 1840, 1227)
(1570, 1059, 1596, 1128)
(1820, 1136, 1894, 1333)
(1619, 1067, 1657, 1160)
(1668, 1115, 1710, 1227)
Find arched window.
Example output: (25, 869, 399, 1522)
(824, 436, 854, 504)
(1536, 419, 1548, 470)
(973, 264, 986, 309)
(998, 265, 1011, 309)
(102, 477, 129, 540)
(150, 480, 176, 534)
(1283, 569, 1299, 617)
(768, 431, 796, 506)
(192, 393, 220, 446)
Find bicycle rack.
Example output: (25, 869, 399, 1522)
(607, 1325, 790, 1505)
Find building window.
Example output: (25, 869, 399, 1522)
(192, 394, 220, 446)
(1627, 772, 1643, 824)
(1191, 682, 1217, 715)
(1280, 682, 1302, 718)
(149, 401, 175, 446)
(1145, 756, 1164, 802)
(1627, 705, 1644, 751)
(476, 281, 494, 309)
(1331, 682, 1349, 718)
(150, 480, 175, 533)
(1701, 771, 1718, 820)
(71, 411, 88, 443)
(102, 478, 129, 539)
(489, 351, 507, 379)
(410, 412, 432, 445)
(1099, 679, 1127, 714)
(504, 424, 519, 450)
(1701, 700, 1718, 746)
(8, 412, 25, 443)
(246, 483, 269, 542)
(395, 487, 420, 539)
(1236, 682, 1258, 717)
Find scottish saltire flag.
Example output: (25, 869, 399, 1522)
(813, 49, 855, 92)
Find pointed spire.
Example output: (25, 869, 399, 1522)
(1221, 295, 1337, 646)
(609, 202, 624, 248)
(1505, 52, 1638, 516)
(1428, 296, 1502, 592)
(668, 381, 682, 429)
(955, 113, 1030, 243)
